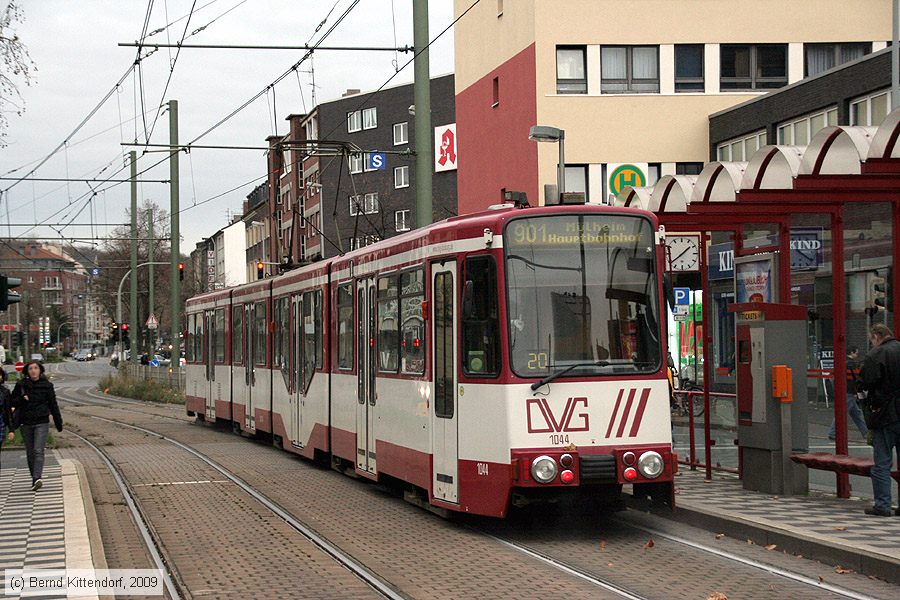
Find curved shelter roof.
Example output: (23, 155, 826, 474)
(614, 185, 653, 210)
(690, 161, 747, 204)
(740, 146, 804, 190)
(868, 108, 900, 160)
(799, 126, 876, 175)
(647, 175, 697, 213)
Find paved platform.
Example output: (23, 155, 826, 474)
(655, 467, 900, 583)
(0, 450, 105, 598)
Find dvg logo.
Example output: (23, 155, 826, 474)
(526, 397, 589, 433)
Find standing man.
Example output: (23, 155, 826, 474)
(859, 324, 900, 517)
(828, 345, 868, 441)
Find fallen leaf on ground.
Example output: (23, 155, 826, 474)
(607, 562, 614, 567)
(835, 566, 853, 574)
(747, 539, 755, 545)
(769, 496, 780, 500)
(643, 539, 655, 549)
(706, 593, 728, 600)
(715, 533, 725, 540)
(599, 540, 607, 551)
(796, 555, 803, 559)
(833, 525, 848, 531)
(765, 544, 777, 551)
(819, 576, 825, 583)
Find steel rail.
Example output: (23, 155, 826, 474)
(69, 412, 407, 600)
(66, 431, 183, 600)
(616, 519, 882, 600)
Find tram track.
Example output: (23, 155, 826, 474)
(53, 372, 893, 600)
(60, 403, 407, 600)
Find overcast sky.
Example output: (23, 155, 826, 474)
(0, 0, 455, 254)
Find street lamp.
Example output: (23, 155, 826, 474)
(528, 125, 566, 204)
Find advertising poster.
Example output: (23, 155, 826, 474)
(735, 257, 774, 303)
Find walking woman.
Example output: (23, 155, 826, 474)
(11, 361, 62, 491)
(0, 367, 14, 449)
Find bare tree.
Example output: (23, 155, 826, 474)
(0, 2, 36, 145)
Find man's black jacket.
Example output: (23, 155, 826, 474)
(860, 337, 900, 428)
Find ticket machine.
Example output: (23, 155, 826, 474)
(730, 303, 808, 495)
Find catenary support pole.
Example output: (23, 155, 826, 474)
(170, 100, 181, 368)
(148, 207, 155, 349)
(413, 0, 432, 228)
(893, 0, 899, 110)
(129, 151, 138, 365)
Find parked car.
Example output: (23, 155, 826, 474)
(30, 353, 44, 362)
(74, 349, 94, 361)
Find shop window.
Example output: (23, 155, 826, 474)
(462, 256, 501, 376)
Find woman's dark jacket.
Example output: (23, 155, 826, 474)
(0, 384, 12, 430)
(11, 378, 63, 431)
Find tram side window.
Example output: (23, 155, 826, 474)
(215, 309, 226, 363)
(254, 301, 267, 366)
(301, 290, 323, 391)
(232, 306, 243, 365)
(400, 269, 425, 374)
(195, 316, 204, 364)
(377, 275, 400, 372)
(274, 298, 290, 377)
(186, 314, 194, 362)
(337, 284, 353, 369)
(462, 256, 501, 376)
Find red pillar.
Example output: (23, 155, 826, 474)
(700, 230, 713, 481)
(831, 209, 850, 498)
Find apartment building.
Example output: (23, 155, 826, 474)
(453, 0, 892, 212)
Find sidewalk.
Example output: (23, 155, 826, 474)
(0, 450, 106, 598)
(658, 467, 900, 583)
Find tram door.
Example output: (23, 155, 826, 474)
(204, 310, 216, 420)
(290, 294, 302, 446)
(244, 303, 257, 430)
(356, 277, 377, 474)
(431, 261, 459, 503)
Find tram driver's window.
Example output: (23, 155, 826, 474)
(462, 255, 501, 376)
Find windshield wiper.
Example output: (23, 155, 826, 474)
(530, 361, 610, 391)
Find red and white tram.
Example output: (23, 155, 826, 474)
(185, 203, 677, 517)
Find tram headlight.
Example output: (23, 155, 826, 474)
(637, 451, 664, 479)
(530, 455, 558, 484)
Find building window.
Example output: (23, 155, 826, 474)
(716, 130, 767, 161)
(349, 193, 379, 216)
(349, 235, 379, 250)
(304, 117, 318, 155)
(492, 76, 500, 106)
(675, 45, 704, 92)
(395, 209, 411, 232)
(283, 149, 292, 174)
(804, 42, 871, 77)
(777, 107, 838, 145)
(556, 46, 587, 94)
(362, 107, 377, 129)
(348, 152, 363, 174)
(676, 162, 704, 176)
(394, 165, 410, 189)
(720, 44, 787, 90)
(393, 122, 408, 145)
(347, 110, 362, 133)
(363, 152, 378, 172)
(601, 46, 659, 93)
(563, 165, 588, 199)
(850, 89, 890, 127)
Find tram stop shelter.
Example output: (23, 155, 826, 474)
(616, 107, 900, 498)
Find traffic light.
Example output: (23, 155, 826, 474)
(0, 274, 22, 311)
(14, 331, 24, 347)
(869, 269, 891, 311)
(257, 262, 264, 280)
(178, 262, 185, 281)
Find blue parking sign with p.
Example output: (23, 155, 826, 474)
(367, 152, 386, 170)
(674, 287, 690, 306)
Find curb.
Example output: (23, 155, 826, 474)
(629, 493, 900, 585)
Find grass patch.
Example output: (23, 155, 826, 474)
(97, 373, 185, 405)
(3, 429, 57, 449)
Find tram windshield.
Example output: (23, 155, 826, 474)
(505, 214, 662, 378)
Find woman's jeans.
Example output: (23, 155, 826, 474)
(20, 423, 49, 482)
